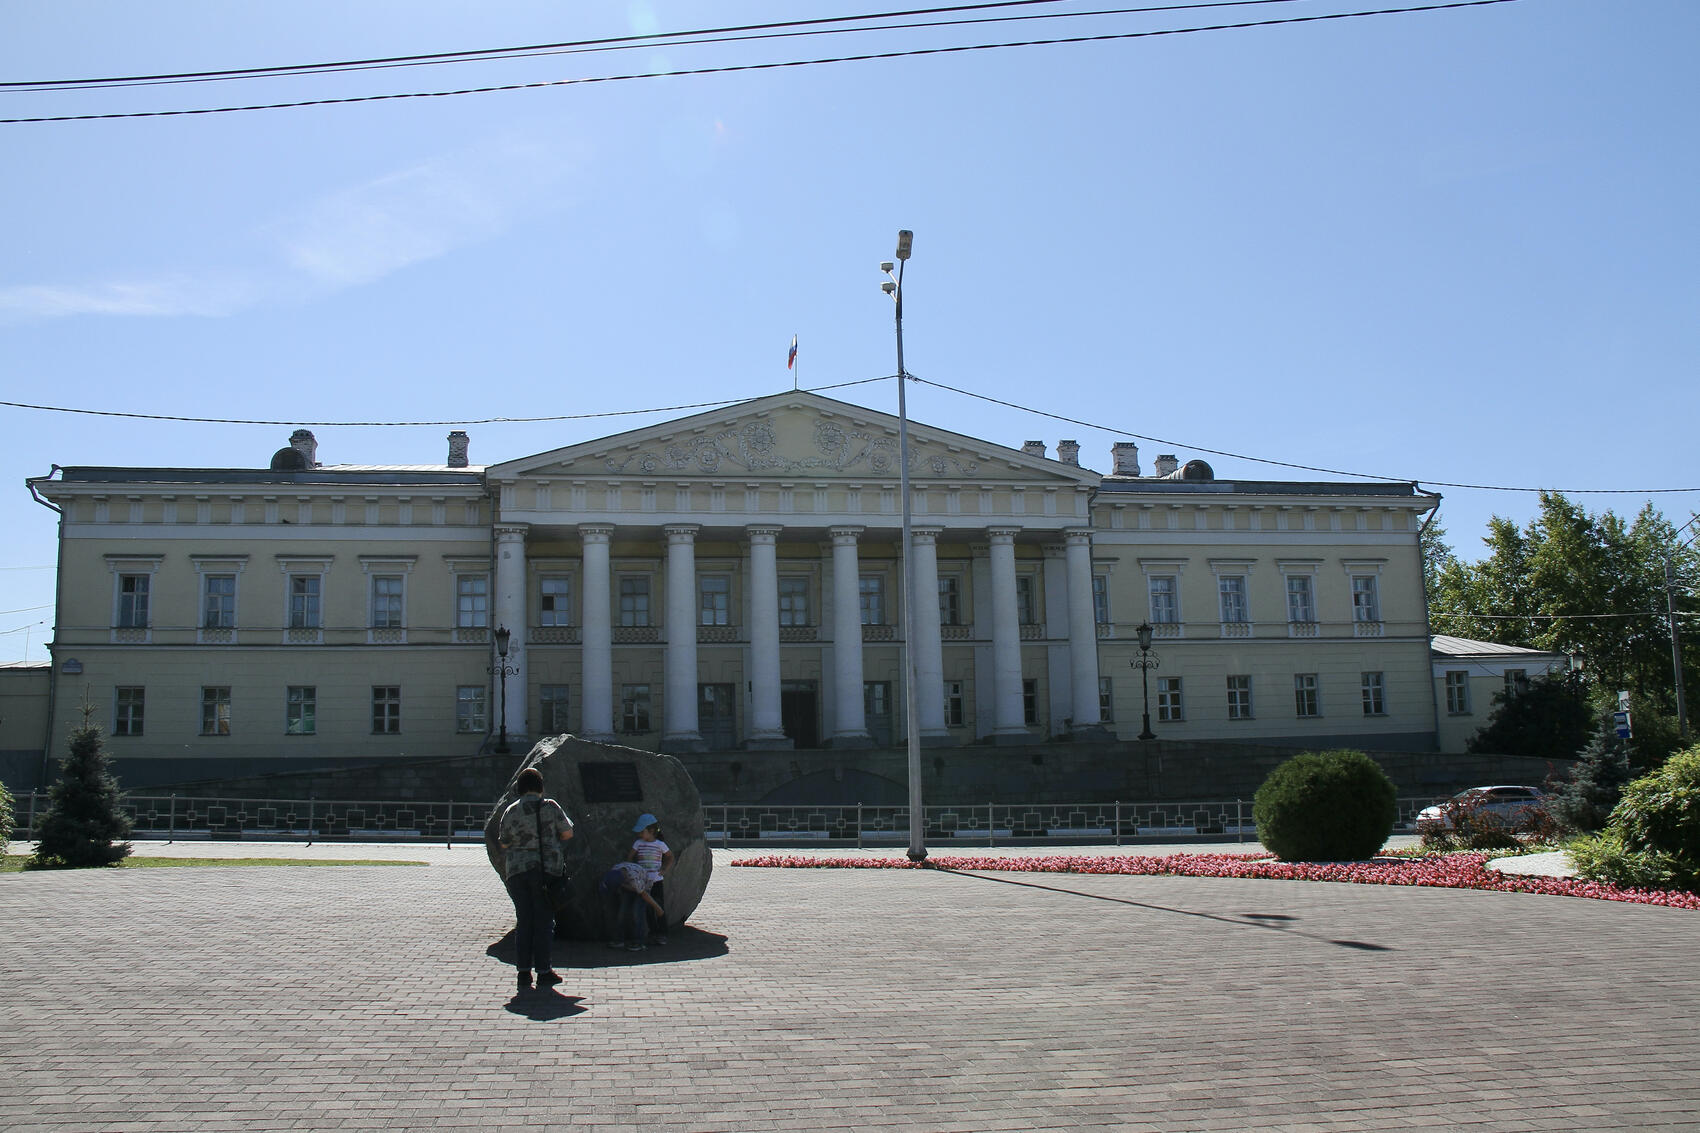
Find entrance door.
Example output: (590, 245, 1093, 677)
(780, 681, 819, 749)
(698, 684, 737, 750)
(864, 681, 894, 747)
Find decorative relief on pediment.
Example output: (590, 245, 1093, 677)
(599, 416, 983, 478)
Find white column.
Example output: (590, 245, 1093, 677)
(829, 526, 872, 746)
(493, 523, 530, 741)
(579, 524, 615, 742)
(987, 526, 1029, 739)
(663, 524, 703, 750)
(1064, 528, 1105, 733)
(910, 526, 949, 742)
(746, 526, 790, 746)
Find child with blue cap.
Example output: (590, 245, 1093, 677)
(627, 812, 674, 944)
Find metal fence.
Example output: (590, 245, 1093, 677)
(8, 793, 1439, 847)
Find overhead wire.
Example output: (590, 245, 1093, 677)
(0, 0, 1524, 125)
(0, 0, 1309, 93)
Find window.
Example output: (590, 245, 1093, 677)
(864, 681, 890, 719)
(539, 684, 570, 733)
(117, 574, 150, 628)
(859, 575, 885, 625)
(1218, 576, 1248, 624)
(1092, 576, 1111, 626)
(1098, 676, 1114, 723)
(1226, 675, 1253, 720)
(114, 686, 145, 736)
(1503, 669, 1529, 696)
(618, 576, 651, 627)
(944, 680, 965, 727)
(286, 686, 316, 735)
(539, 576, 571, 626)
(699, 575, 731, 626)
(620, 685, 651, 733)
(1445, 671, 1471, 715)
(1361, 671, 1386, 716)
(200, 686, 231, 736)
(203, 575, 236, 629)
(1294, 674, 1320, 718)
(779, 577, 810, 626)
(371, 576, 404, 628)
(1023, 678, 1040, 725)
(1148, 576, 1178, 624)
(1015, 576, 1037, 625)
(1157, 677, 1184, 722)
(1351, 575, 1381, 623)
(455, 685, 487, 733)
(938, 576, 962, 626)
(456, 574, 489, 628)
(1286, 575, 1315, 624)
(288, 575, 321, 628)
(372, 686, 401, 734)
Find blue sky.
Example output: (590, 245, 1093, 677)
(3, 0, 1696, 661)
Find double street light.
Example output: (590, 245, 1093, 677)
(489, 625, 519, 754)
(881, 229, 926, 863)
(1131, 622, 1159, 741)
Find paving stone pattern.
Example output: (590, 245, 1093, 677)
(2, 845, 1697, 1131)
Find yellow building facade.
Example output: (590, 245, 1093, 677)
(25, 392, 1441, 788)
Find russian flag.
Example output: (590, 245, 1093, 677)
(787, 334, 798, 370)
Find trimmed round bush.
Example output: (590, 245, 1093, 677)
(1253, 749, 1397, 862)
(1573, 744, 1700, 893)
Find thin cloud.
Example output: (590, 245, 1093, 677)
(0, 135, 572, 323)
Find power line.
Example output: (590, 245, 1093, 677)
(907, 375, 1700, 495)
(0, 0, 1523, 125)
(0, 376, 891, 428)
(1, 1, 1304, 92)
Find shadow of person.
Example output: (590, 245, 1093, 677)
(487, 925, 730, 969)
(504, 991, 587, 1021)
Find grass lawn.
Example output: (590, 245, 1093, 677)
(1, 855, 426, 873)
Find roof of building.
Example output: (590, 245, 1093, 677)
(0, 660, 51, 670)
(54, 466, 484, 486)
(1098, 477, 1428, 498)
(1430, 634, 1569, 660)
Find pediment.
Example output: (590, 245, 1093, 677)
(488, 391, 1098, 487)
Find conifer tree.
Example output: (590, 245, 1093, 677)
(1549, 715, 1634, 834)
(29, 709, 132, 869)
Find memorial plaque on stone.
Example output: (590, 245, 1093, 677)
(579, 761, 644, 803)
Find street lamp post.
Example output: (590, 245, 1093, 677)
(882, 229, 926, 863)
(1131, 622, 1159, 741)
(489, 624, 520, 755)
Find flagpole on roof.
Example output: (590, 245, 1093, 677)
(789, 334, 799, 390)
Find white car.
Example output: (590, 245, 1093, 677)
(1416, 785, 1547, 831)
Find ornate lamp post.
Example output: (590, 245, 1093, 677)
(489, 624, 520, 754)
(1131, 622, 1159, 741)
(881, 229, 926, 863)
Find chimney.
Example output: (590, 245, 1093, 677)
(447, 430, 470, 468)
(1022, 440, 1047, 460)
(1111, 442, 1140, 477)
(289, 429, 319, 468)
(1056, 439, 1080, 467)
(1154, 453, 1179, 477)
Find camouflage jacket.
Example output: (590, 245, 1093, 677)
(497, 795, 573, 879)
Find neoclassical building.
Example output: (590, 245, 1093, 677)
(24, 391, 1441, 787)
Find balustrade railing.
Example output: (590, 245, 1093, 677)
(7, 793, 1440, 847)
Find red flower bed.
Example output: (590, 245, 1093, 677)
(730, 851, 1700, 910)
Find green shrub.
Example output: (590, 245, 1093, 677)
(1550, 716, 1633, 834)
(1571, 744, 1700, 893)
(0, 779, 12, 856)
(1253, 749, 1397, 861)
(27, 722, 132, 870)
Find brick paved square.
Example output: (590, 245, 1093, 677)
(2, 846, 1697, 1131)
